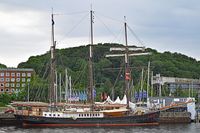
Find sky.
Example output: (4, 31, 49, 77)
(0, 0, 199, 67)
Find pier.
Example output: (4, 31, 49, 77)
(196, 109, 200, 123)
(0, 113, 20, 126)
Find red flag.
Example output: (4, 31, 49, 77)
(125, 71, 131, 80)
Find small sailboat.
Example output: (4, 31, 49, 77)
(14, 10, 160, 127)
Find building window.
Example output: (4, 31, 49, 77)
(11, 73, 15, 77)
(16, 78, 20, 82)
(22, 83, 26, 87)
(0, 73, 4, 77)
(0, 89, 4, 92)
(27, 73, 31, 77)
(5, 83, 9, 87)
(22, 73, 26, 77)
(11, 88, 15, 92)
(6, 78, 10, 82)
(16, 83, 20, 87)
(0, 78, 4, 82)
(11, 83, 15, 87)
(0, 83, 4, 87)
(6, 89, 9, 92)
(22, 78, 26, 82)
(11, 78, 15, 82)
(15, 89, 19, 93)
(16, 73, 20, 77)
(6, 73, 10, 77)
(27, 78, 31, 82)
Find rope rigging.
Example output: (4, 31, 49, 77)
(94, 14, 118, 40)
(94, 11, 123, 23)
(127, 24, 145, 47)
(28, 10, 149, 102)
(53, 11, 88, 16)
(111, 62, 124, 99)
(57, 12, 89, 44)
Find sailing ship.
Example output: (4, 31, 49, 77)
(14, 10, 160, 127)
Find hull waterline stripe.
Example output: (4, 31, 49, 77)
(23, 122, 159, 127)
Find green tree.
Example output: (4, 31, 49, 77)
(16, 43, 200, 99)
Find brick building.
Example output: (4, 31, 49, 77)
(0, 68, 34, 94)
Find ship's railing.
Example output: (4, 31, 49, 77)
(159, 100, 193, 111)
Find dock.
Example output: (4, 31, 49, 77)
(195, 110, 200, 123)
(0, 113, 20, 126)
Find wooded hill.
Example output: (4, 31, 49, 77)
(15, 43, 200, 100)
(0, 63, 6, 68)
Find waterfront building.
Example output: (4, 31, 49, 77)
(149, 97, 196, 121)
(152, 74, 200, 96)
(0, 68, 34, 94)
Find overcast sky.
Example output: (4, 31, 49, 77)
(0, 0, 199, 67)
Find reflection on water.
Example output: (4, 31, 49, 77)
(0, 123, 200, 133)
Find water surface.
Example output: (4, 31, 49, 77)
(0, 123, 200, 133)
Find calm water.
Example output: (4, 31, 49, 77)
(0, 123, 200, 133)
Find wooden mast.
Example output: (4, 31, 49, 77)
(65, 69, 68, 102)
(124, 16, 130, 108)
(106, 17, 151, 109)
(147, 61, 150, 100)
(49, 13, 56, 105)
(88, 9, 94, 108)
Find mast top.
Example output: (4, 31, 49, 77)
(90, 4, 93, 11)
(124, 16, 127, 22)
